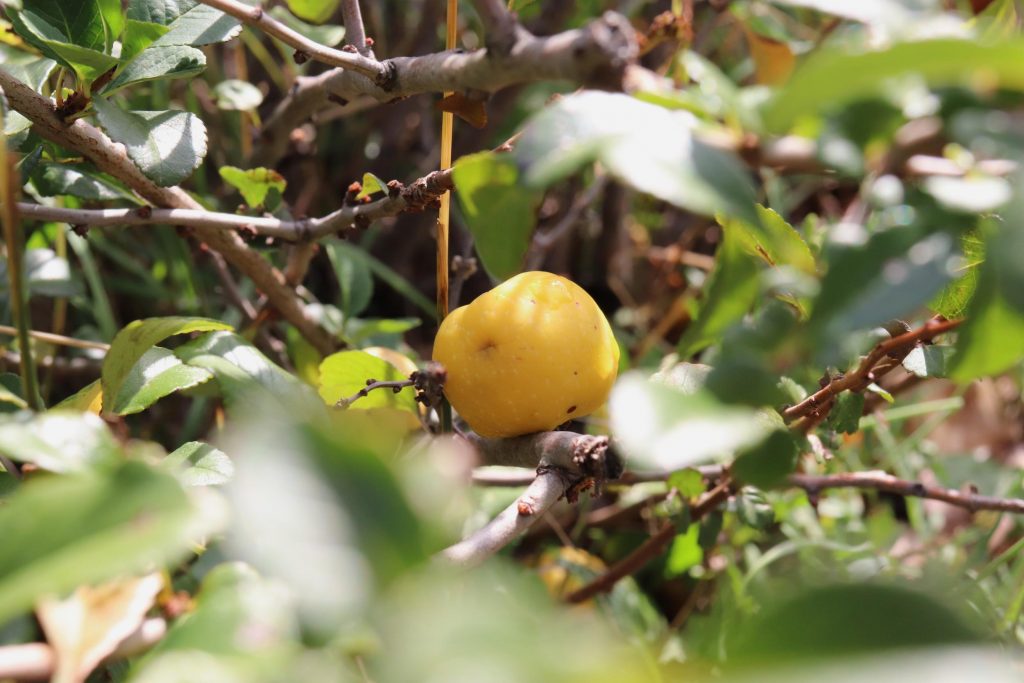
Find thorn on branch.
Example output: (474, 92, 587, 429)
(293, 50, 310, 64)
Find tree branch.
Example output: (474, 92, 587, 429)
(0, 69, 337, 355)
(440, 466, 570, 566)
(565, 479, 733, 603)
(790, 471, 1024, 514)
(340, 0, 370, 54)
(256, 11, 637, 164)
(782, 317, 962, 425)
(197, 0, 386, 80)
(0, 618, 166, 681)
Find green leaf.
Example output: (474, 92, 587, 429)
(218, 166, 286, 208)
(92, 98, 208, 186)
(727, 583, 980, 666)
(0, 411, 118, 473)
(811, 228, 955, 358)
(32, 162, 124, 200)
(902, 345, 954, 378)
(0, 43, 56, 93)
(355, 172, 386, 200)
(213, 79, 263, 111)
(665, 524, 703, 577)
(764, 39, 1024, 133)
(10, 0, 111, 53)
(128, 0, 240, 46)
(285, 0, 340, 24)
(105, 44, 206, 93)
(677, 222, 761, 358)
(668, 468, 706, 498)
(325, 239, 434, 317)
(101, 316, 232, 414)
(452, 152, 540, 281)
(163, 441, 233, 487)
(515, 92, 759, 224)
(175, 331, 322, 415)
(346, 317, 422, 346)
(0, 374, 28, 412)
(733, 429, 798, 488)
(111, 346, 215, 415)
(323, 240, 374, 319)
(318, 350, 417, 412)
(994, 194, 1024, 316)
(119, 18, 167, 60)
(735, 205, 817, 275)
(0, 460, 210, 626)
(735, 486, 774, 530)
(0, 248, 77, 297)
(10, 9, 118, 83)
(949, 250, 1024, 381)
(139, 563, 293, 668)
(610, 372, 775, 471)
(827, 391, 865, 434)
(930, 230, 984, 318)
(54, 379, 103, 412)
(268, 6, 344, 46)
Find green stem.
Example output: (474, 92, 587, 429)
(0, 119, 43, 411)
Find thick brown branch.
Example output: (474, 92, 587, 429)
(257, 12, 637, 164)
(0, 69, 336, 355)
(782, 317, 962, 424)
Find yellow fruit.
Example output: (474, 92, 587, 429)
(432, 271, 619, 438)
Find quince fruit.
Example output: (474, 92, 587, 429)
(432, 271, 619, 438)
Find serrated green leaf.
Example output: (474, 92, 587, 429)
(105, 44, 205, 93)
(218, 166, 286, 208)
(101, 317, 232, 414)
(677, 222, 761, 358)
(285, 0, 340, 24)
(668, 468, 706, 498)
(0, 411, 118, 473)
(610, 372, 774, 471)
(111, 346, 214, 415)
(32, 162, 123, 200)
(355, 172, 386, 200)
(9, 0, 110, 53)
(213, 79, 263, 111)
(930, 230, 984, 318)
(175, 331, 322, 416)
(515, 92, 759, 225)
(126, 0, 193, 23)
(0, 460, 212, 626)
(764, 39, 1024, 133)
(735, 205, 817, 274)
(735, 486, 775, 530)
(318, 350, 417, 412)
(92, 98, 208, 186)
(128, 0, 240, 46)
(163, 441, 233, 487)
(453, 152, 540, 281)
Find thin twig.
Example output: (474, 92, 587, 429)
(782, 317, 962, 423)
(197, 0, 386, 81)
(565, 478, 733, 603)
(0, 325, 110, 351)
(335, 379, 413, 408)
(790, 471, 1024, 515)
(0, 618, 166, 681)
